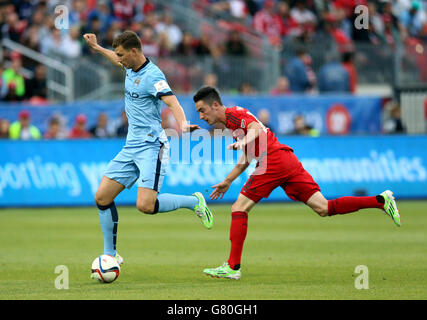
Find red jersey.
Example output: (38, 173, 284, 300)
(225, 107, 320, 203)
(225, 106, 292, 161)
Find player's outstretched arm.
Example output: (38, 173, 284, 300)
(83, 33, 123, 69)
(210, 153, 250, 200)
(161, 95, 200, 133)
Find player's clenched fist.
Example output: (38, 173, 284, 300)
(83, 33, 98, 49)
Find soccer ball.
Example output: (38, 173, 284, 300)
(91, 255, 120, 283)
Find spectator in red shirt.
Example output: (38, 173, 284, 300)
(112, 0, 134, 22)
(276, 1, 300, 38)
(324, 13, 354, 52)
(68, 114, 92, 139)
(341, 51, 357, 94)
(141, 0, 156, 15)
(253, 0, 284, 46)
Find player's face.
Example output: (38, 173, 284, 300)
(195, 100, 217, 125)
(115, 45, 136, 69)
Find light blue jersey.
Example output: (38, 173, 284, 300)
(104, 58, 172, 190)
(98, 56, 203, 259)
(124, 58, 172, 146)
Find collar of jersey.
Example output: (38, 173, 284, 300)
(132, 58, 150, 73)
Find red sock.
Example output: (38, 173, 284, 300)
(328, 196, 384, 216)
(227, 211, 248, 270)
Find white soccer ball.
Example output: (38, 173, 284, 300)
(91, 255, 120, 283)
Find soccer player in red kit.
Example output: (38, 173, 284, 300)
(193, 86, 401, 280)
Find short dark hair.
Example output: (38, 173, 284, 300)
(112, 30, 142, 51)
(193, 86, 223, 106)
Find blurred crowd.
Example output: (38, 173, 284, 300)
(197, 0, 427, 94)
(0, 0, 418, 137)
(0, 0, 426, 101)
(199, 0, 427, 47)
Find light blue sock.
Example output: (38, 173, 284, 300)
(97, 202, 118, 256)
(155, 193, 198, 213)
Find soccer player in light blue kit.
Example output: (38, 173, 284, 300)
(83, 31, 213, 266)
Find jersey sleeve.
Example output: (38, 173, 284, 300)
(146, 70, 174, 99)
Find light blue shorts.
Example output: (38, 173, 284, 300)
(104, 139, 169, 191)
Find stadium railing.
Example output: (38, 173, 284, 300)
(393, 41, 427, 134)
(155, 0, 281, 92)
(78, 40, 423, 101)
(1, 38, 110, 103)
(281, 40, 399, 86)
(395, 83, 427, 134)
(1, 38, 74, 102)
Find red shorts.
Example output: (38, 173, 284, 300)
(240, 149, 320, 204)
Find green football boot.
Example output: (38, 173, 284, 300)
(193, 192, 213, 229)
(203, 262, 241, 280)
(380, 190, 401, 227)
(114, 253, 124, 266)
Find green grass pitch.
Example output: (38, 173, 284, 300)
(1, 201, 426, 300)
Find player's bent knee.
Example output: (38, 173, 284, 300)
(313, 206, 329, 217)
(94, 193, 112, 207)
(318, 210, 329, 217)
(136, 202, 156, 215)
